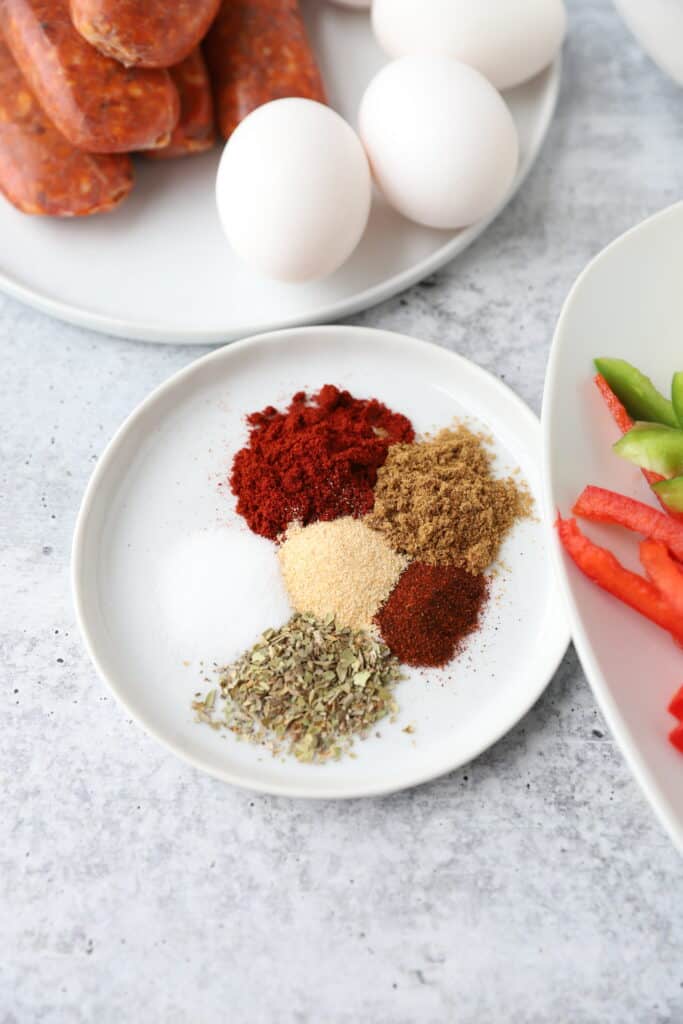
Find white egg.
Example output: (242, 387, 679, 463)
(359, 55, 519, 230)
(216, 98, 371, 282)
(327, 0, 370, 7)
(372, 0, 566, 91)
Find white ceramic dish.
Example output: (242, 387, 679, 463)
(613, 0, 683, 86)
(543, 202, 683, 853)
(0, 3, 560, 344)
(72, 325, 569, 797)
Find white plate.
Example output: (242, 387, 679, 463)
(72, 325, 569, 797)
(543, 202, 683, 853)
(0, 3, 560, 344)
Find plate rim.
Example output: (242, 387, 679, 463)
(72, 323, 570, 797)
(541, 200, 683, 853)
(3, 58, 560, 345)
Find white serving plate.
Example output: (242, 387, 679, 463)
(543, 202, 683, 853)
(613, 0, 683, 86)
(72, 325, 569, 797)
(0, 3, 560, 344)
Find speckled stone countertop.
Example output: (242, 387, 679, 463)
(2, 3, 682, 1021)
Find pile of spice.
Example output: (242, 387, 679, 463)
(193, 613, 402, 762)
(230, 384, 414, 540)
(160, 525, 291, 666)
(366, 423, 531, 573)
(278, 517, 407, 630)
(375, 563, 488, 668)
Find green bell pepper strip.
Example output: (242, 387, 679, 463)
(652, 476, 683, 513)
(594, 357, 678, 428)
(672, 371, 683, 429)
(614, 422, 683, 477)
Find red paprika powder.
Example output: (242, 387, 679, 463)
(230, 384, 414, 540)
(376, 562, 488, 668)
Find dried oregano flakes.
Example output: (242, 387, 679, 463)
(193, 613, 403, 763)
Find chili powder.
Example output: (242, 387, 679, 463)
(376, 562, 488, 668)
(230, 385, 414, 540)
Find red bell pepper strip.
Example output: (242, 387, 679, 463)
(668, 685, 683, 720)
(556, 516, 683, 644)
(572, 485, 683, 563)
(595, 372, 635, 436)
(640, 539, 683, 616)
(594, 374, 683, 522)
(669, 722, 683, 754)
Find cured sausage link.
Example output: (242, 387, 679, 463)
(204, 0, 327, 140)
(147, 48, 216, 159)
(69, 0, 221, 69)
(0, 37, 133, 215)
(0, 0, 179, 153)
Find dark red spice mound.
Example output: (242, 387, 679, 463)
(376, 562, 488, 668)
(230, 384, 415, 540)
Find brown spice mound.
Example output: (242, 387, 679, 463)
(365, 424, 532, 573)
(375, 562, 488, 668)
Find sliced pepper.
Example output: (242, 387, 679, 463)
(640, 539, 683, 616)
(572, 485, 683, 562)
(652, 476, 683, 513)
(670, 723, 683, 754)
(592, 375, 683, 521)
(614, 422, 683, 477)
(594, 372, 634, 435)
(594, 357, 678, 428)
(556, 516, 683, 643)
(673, 371, 683, 429)
(668, 685, 683, 720)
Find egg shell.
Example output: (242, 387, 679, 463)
(372, 0, 566, 91)
(359, 55, 519, 230)
(216, 98, 371, 283)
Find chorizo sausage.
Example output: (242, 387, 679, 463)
(0, 0, 179, 153)
(69, 0, 221, 69)
(0, 38, 132, 215)
(147, 49, 215, 159)
(204, 0, 327, 140)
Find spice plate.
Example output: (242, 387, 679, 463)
(72, 325, 569, 797)
(0, 2, 560, 344)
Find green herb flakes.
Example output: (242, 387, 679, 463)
(192, 613, 403, 763)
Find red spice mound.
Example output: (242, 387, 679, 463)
(230, 384, 415, 540)
(376, 562, 488, 668)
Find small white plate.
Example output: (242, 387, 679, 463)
(543, 202, 683, 853)
(0, 3, 560, 344)
(72, 325, 569, 797)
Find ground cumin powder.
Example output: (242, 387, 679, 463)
(365, 424, 532, 573)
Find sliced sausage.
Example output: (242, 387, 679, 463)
(204, 0, 327, 140)
(147, 49, 215, 159)
(0, 37, 132, 215)
(0, 0, 179, 153)
(69, 0, 221, 69)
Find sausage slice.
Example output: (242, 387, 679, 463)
(0, 37, 133, 215)
(0, 0, 179, 152)
(70, 0, 221, 69)
(204, 0, 327, 140)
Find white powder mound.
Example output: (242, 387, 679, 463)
(159, 526, 292, 666)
